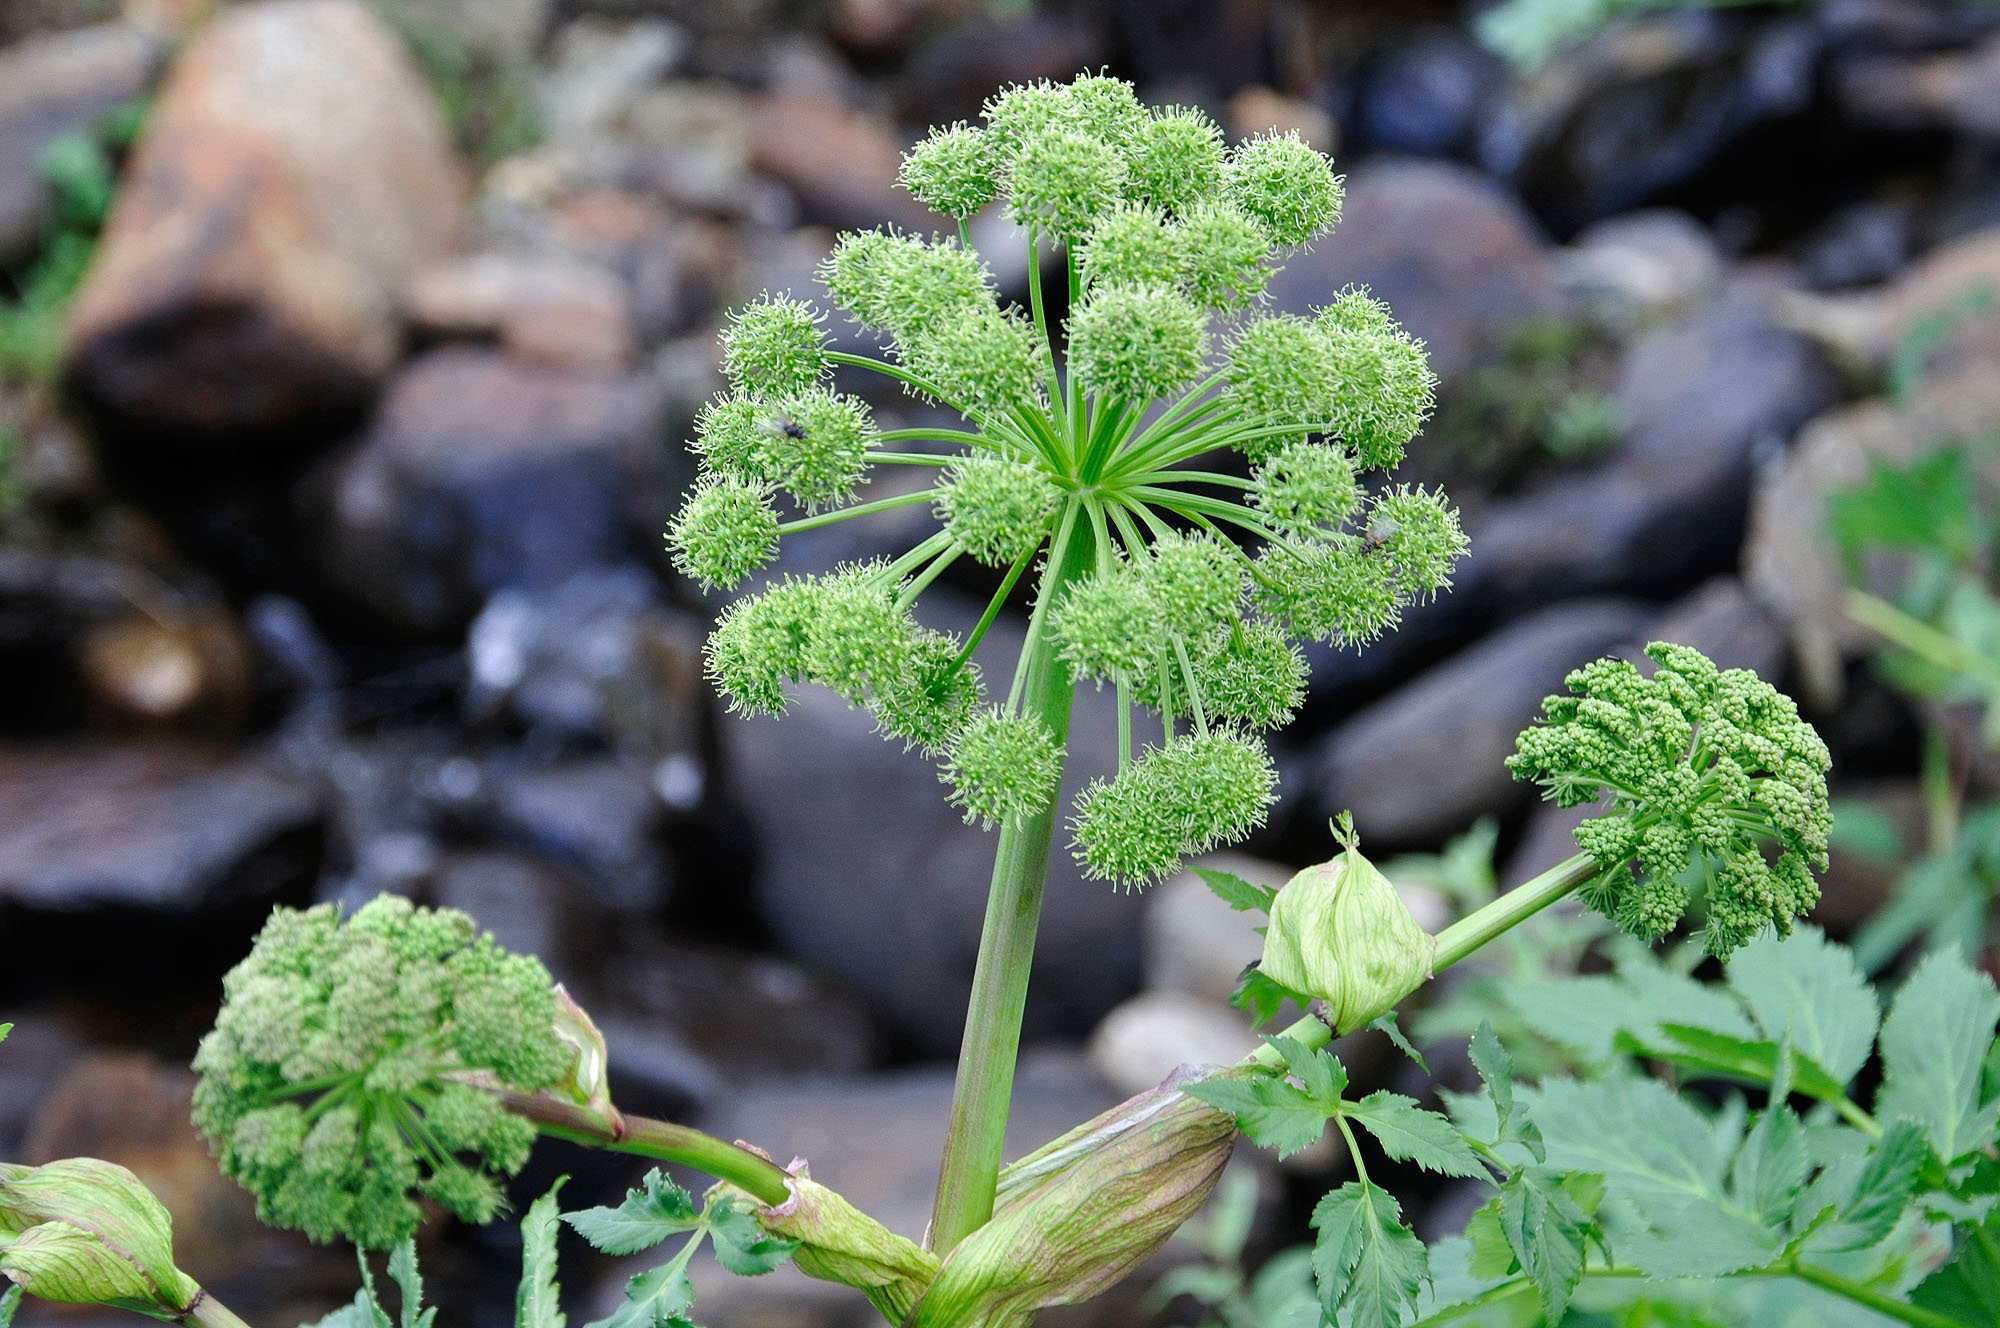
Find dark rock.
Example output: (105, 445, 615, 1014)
(1811, 780, 1921, 936)
(1350, 30, 1504, 158)
(300, 347, 671, 640)
(1641, 577, 1786, 681)
(0, 547, 158, 736)
(64, 0, 464, 452)
(723, 599, 1142, 1056)
(1798, 201, 1912, 291)
(748, 88, 931, 234)
(488, 757, 667, 911)
(1461, 283, 1838, 614)
(0, 22, 162, 266)
(403, 251, 638, 373)
(1481, 14, 1819, 236)
(429, 847, 570, 962)
(1303, 598, 1655, 848)
(1106, 0, 1269, 101)
(0, 1017, 85, 1160)
(896, 9, 1107, 127)
(77, 607, 254, 735)
(1266, 159, 1567, 389)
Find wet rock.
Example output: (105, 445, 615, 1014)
(1089, 990, 1256, 1098)
(1462, 283, 1838, 614)
(1743, 372, 2000, 706)
(0, 22, 162, 266)
(1562, 208, 1724, 323)
(404, 251, 637, 372)
(488, 756, 666, 911)
(301, 347, 670, 640)
(1266, 159, 1566, 388)
(429, 847, 569, 961)
(1641, 577, 1786, 681)
(64, 0, 464, 451)
(725, 601, 1140, 1056)
(1143, 853, 1285, 1003)
(748, 88, 931, 234)
(1482, 14, 1818, 236)
(78, 606, 253, 734)
(1349, 29, 1503, 158)
(1304, 598, 1655, 848)
(0, 547, 160, 735)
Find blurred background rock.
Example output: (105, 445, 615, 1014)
(1, 0, 1996, 1324)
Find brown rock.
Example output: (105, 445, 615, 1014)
(78, 607, 252, 734)
(1226, 85, 1339, 153)
(749, 89, 932, 233)
(63, 0, 464, 450)
(404, 251, 637, 372)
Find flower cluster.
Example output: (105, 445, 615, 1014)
(666, 72, 1463, 887)
(1508, 642, 1834, 955)
(190, 896, 569, 1247)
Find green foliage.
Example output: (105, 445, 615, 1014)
(191, 895, 568, 1248)
(517, 1183, 567, 1328)
(1475, 0, 1809, 70)
(383, 12, 540, 164)
(669, 71, 1457, 888)
(1508, 640, 1833, 955)
(1426, 315, 1623, 487)
(564, 1170, 796, 1328)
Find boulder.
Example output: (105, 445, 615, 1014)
(487, 757, 667, 911)
(1142, 853, 1287, 1003)
(0, 22, 162, 266)
(300, 347, 670, 639)
(403, 251, 637, 372)
(64, 0, 464, 451)
(1089, 990, 1257, 1098)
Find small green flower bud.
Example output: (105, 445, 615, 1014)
(1225, 132, 1344, 248)
(768, 389, 875, 511)
(1068, 285, 1208, 404)
(1324, 325, 1435, 471)
(1366, 485, 1467, 600)
(943, 709, 1063, 827)
(1124, 106, 1225, 216)
(1059, 73, 1148, 146)
(721, 294, 827, 397)
(1174, 201, 1269, 310)
(1258, 539, 1401, 648)
(692, 395, 770, 481)
(1318, 285, 1396, 339)
(1226, 316, 1338, 459)
(909, 1070, 1237, 1328)
(1140, 531, 1242, 642)
(900, 121, 998, 219)
(981, 79, 1070, 162)
(1252, 442, 1361, 536)
(1006, 129, 1127, 245)
(705, 576, 819, 715)
(936, 454, 1064, 567)
(901, 304, 1046, 417)
(1079, 205, 1180, 290)
(0, 1159, 201, 1317)
(1051, 565, 1159, 683)
(1259, 822, 1434, 1033)
(1072, 732, 1277, 887)
(667, 476, 780, 590)
(547, 984, 616, 1125)
(821, 230, 992, 342)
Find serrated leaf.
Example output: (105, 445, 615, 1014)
(1468, 1021, 1540, 1158)
(1187, 1071, 1330, 1160)
(1912, 1209, 2000, 1323)
(386, 1239, 435, 1328)
(704, 1198, 797, 1277)
(565, 1171, 703, 1256)
(1464, 1200, 1515, 1280)
(1369, 1013, 1429, 1072)
(1877, 950, 2000, 1162)
(1270, 1036, 1348, 1108)
(1499, 1168, 1589, 1322)
(1810, 1121, 1928, 1253)
(0, 1023, 10, 1044)
(1731, 1101, 1807, 1228)
(517, 1180, 567, 1328)
(1649, 1024, 1853, 1107)
(1345, 1092, 1486, 1179)
(1310, 1181, 1428, 1328)
(1196, 867, 1278, 915)
(1727, 926, 1879, 1087)
(588, 1264, 697, 1328)
(1230, 966, 1299, 1028)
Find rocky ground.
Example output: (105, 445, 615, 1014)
(3, 1, 1998, 1325)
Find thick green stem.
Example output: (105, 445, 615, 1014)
(1431, 852, 1602, 973)
(929, 506, 1098, 1255)
(1783, 1260, 1965, 1328)
(495, 1091, 792, 1206)
(183, 1291, 256, 1328)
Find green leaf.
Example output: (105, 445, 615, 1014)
(1345, 1092, 1486, 1179)
(1188, 1059, 1340, 1161)
(516, 1180, 567, 1328)
(1310, 1181, 1428, 1328)
(565, 1171, 703, 1257)
(588, 1263, 697, 1328)
(1498, 1168, 1589, 1322)
(704, 1197, 797, 1277)
(1467, 1021, 1543, 1159)
(1196, 866, 1278, 914)
(1730, 1101, 1807, 1228)
(1810, 1122, 1928, 1253)
(1912, 1209, 2000, 1324)
(386, 1240, 436, 1328)
(308, 1249, 393, 1328)
(1270, 1035, 1348, 1107)
(0, 1285, 20, 1328)
(1647, 1024, 1852, 1107)
(1877, 950, 2000, 1162)
(1726, 925, 1879, 1086)
(0, 1024, 11, 1044)
(1368, 1012, 1429, 1072)
(1463, 1200, 1515, 1280)
(1231, 966, 1304, 1028)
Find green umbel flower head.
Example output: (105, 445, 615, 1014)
(672, 72, 1457, 886)
(1509, 642, 1834, 956)
(191, 896, 567, 1248)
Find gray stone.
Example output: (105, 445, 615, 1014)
(389, 0, 551, 63)
(1265, 159, 1566, 389)
(1642, 577, 1786, 681)
(489, 757, 666, 911)
(724, 599, 1143, 1055)
(64, 0, 464, 450)
(1350, 28, 1505, 158)
(1089, 990, 1257, 1098)
(1142, 853, 1286, 1003)
(1562, 209, 1724, 322)
(0, 23, 162, 266)
(429, 848, 569, 961)
(403, 251, 637, 372)
(747, 87, 932, 233)
(301, 347, 670, 639)
(540, 17, 687, 143)
(1306, 599, 1655, 847)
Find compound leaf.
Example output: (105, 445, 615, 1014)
(1877, 950, 2000, 1162)
(1346, 1092, 1486, 1179)
(1498, 1168, 1589, 1322)
(1310, 1181, 1427, 1328)
(1727, 925, 1879, 1087)
(565, 1171, 703, 1257)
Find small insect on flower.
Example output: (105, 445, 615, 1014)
(764, 412, 809, 440)
(1361, 517, 1401, 552)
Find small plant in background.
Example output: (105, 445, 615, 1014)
(1425, 316, 1623, 490)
